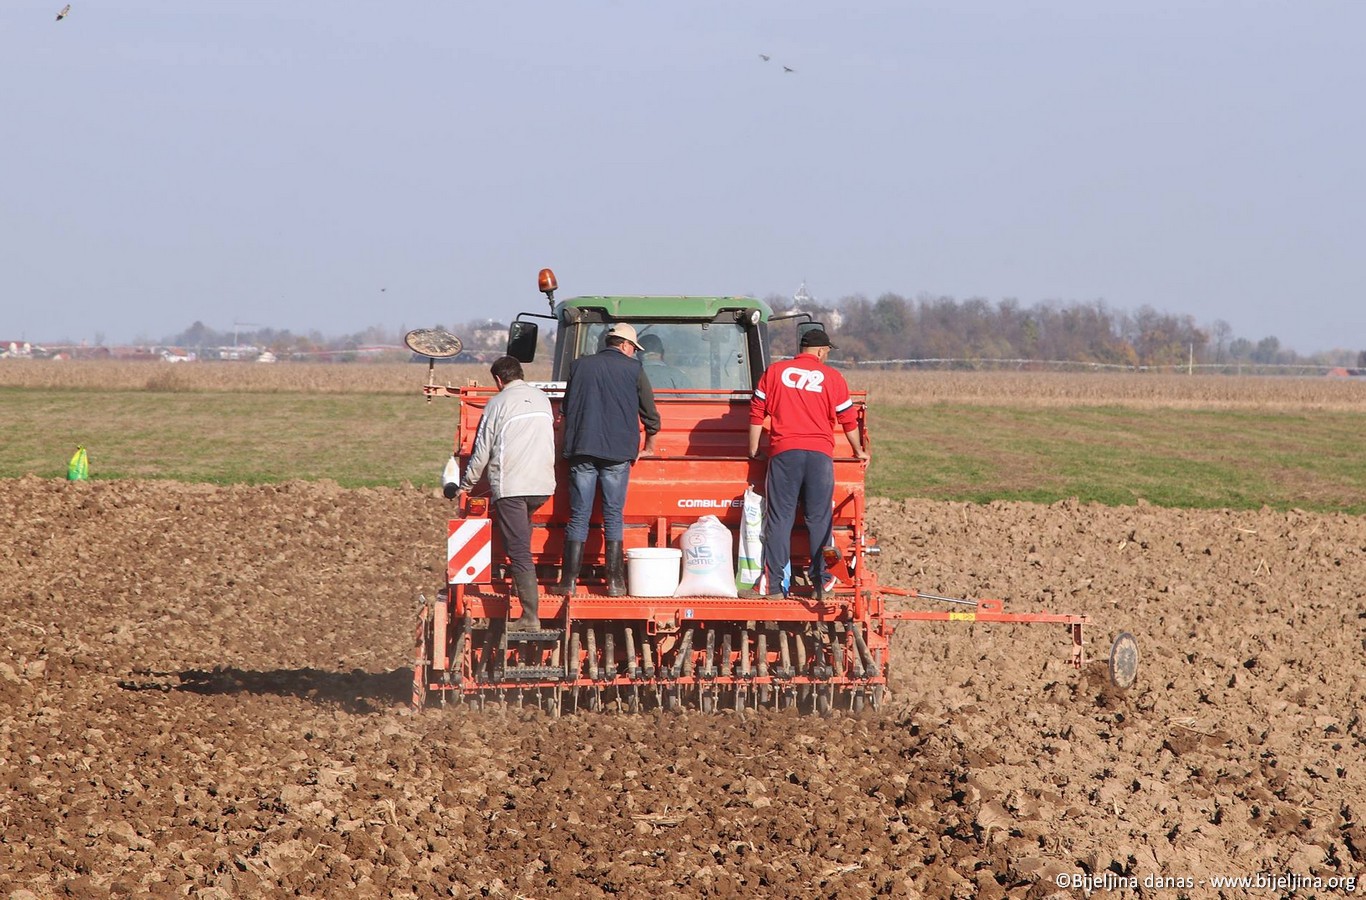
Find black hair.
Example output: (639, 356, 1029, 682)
(490, 356, 524, 383)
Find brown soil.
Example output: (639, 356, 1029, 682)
(2, 478, 1362, 899)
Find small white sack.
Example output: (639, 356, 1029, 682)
(674, 515, 738, 598)
(735, 485, 764, 592)
(441, 454, 461, 499)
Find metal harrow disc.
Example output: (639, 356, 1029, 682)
(404, 328, 463, 358)
(1108, 631, 1139, 689)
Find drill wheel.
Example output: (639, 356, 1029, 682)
(1108, 632, 1139, 690)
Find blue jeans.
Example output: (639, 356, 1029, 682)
(763, 449, 835, 594)
(566, 455, 631, 542)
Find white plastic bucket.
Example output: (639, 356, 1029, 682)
(626, 547, 682, 597)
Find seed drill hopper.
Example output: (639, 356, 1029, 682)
(409, 270, 1137, 714)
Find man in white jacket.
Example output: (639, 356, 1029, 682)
(457, 356, 557, 629)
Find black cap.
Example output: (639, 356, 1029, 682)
(800, 330, 835, 349)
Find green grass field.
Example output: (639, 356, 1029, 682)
(867, 404, 1366, 510)
(4, 371, 1365, 512)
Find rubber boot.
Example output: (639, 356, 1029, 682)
(547, 540, 583, 596)
(605, 540, 627, 597)
(510, 570, 540, 631)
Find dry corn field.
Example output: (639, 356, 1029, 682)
(850, 371, 1366, 410)
(0, 360, 506, 395)
(4, 360, 1365, 410)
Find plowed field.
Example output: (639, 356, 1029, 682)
(2, 478, 1362, 898)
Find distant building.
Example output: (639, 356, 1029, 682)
(791, 281, 843, 330)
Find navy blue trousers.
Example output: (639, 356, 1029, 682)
(762, 449, 834, 594)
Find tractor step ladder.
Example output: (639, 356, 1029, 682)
(498, 625, 568, 683)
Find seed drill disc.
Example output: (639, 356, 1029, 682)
(404, 328, 463, 358)
(1108, 631, 1139, 690)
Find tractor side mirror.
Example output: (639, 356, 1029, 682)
(507, 320, 538, 363)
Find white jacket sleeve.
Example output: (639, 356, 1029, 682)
(460, 404, 496, 492)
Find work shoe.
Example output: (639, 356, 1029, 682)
(739, 587, 786, 600)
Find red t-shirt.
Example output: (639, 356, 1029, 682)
(749, 353, 859, 457)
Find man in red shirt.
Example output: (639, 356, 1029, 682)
(746, 329, 867, 599)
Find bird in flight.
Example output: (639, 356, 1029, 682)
(783, 66, 795, 73)
(759, 53, 770, 62)
(55, 4, 71, 20)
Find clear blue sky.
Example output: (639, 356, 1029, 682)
(4, 1, 1363, 353)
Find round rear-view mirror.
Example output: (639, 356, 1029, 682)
(405, 328, 463, 359)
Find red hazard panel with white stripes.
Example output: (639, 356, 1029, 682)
(447, 518, 492, 584)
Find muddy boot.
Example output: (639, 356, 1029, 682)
(605, 540, 627, 597)
(547, 540, 583, 596)
(510, 570, 540, 631)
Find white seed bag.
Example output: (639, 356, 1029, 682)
(674, 515, 738, 598)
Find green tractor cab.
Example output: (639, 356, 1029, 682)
(501, 267, 825, 389)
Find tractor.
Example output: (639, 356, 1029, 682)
(408, 269, 1137, 714)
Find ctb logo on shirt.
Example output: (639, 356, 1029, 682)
(781, 367, 825, 392)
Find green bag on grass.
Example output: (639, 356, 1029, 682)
(67, 446, 89, 481)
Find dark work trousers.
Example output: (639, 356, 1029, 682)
(762, 449, 834, 595)
(493, 495, 549, 575)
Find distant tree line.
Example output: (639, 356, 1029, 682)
(763, 294, 1361, 369)
(163, 296, 1360, 370)
(161, 321, 401, 359)
(160, 318, 554, 362)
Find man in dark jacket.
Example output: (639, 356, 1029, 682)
(550, 323, 661, 597)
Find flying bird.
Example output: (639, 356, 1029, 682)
(783, 65, 795, 73)
(759, 53, 770, 62)
(55, 4, 71, 20)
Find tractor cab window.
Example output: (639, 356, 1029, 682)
(577, 322, 751, 392)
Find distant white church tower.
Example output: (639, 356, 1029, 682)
(794, 279, 843, 329)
